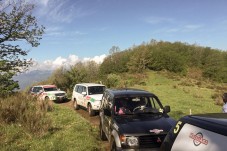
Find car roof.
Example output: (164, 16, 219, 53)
(181, 113, 227, 136)
(76, 83, 105, 87)
(106, 88, 156, 98)
(34, 85, 57, 88)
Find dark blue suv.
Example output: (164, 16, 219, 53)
(99, 88, 176, 151)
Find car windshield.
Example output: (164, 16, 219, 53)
(44, 87, 58, 92)
(114, 96, 162, 115)
(88, 86, 105, 95)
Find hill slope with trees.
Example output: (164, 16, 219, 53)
(42, 40, 226, 95)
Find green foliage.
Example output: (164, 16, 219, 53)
(99, 40, 227, 82)
(0, 72, 19, 96)
(44, 61, 101, 94)
(0, 104, 100, 151)
(106, 73, 121, 88)
(0, 93, 52, 136)
(100, 51, 130, 75)
(0, 0, 44, 95)
(127, 46, 151, 72)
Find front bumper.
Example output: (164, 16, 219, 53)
(92, 104, 100, 110)
(55, 96, 67, 102)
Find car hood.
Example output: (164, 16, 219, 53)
(45, 91, 66, 94)
(87, 94, 103, 100)
(114, 115, 175, 134)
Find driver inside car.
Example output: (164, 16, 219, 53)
(115, 98, 131, 115)
(133, 98, 147, 111)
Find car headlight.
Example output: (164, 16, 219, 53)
(127, 136, 138, 146)
(120, 135, 139, 147)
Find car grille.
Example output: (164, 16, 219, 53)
(55, 93, 65, 96)
(139, 134, 166, 148)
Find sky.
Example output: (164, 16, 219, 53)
(23, 0, 227, 70)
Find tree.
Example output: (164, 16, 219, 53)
(0, 0, 44, 96)
(127, 46, 151, 73)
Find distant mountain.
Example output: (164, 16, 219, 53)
(13, 70, 53, 90)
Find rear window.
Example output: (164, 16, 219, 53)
(44, 87, 58, 92)
(88, 86, 105, 95)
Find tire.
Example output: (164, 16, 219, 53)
(73, 99, 79, 110)
(99, 122, 107, 141)
(45, 96, 50, 101)
(88, 104, 95, 116)
(110, 138, 117, 151)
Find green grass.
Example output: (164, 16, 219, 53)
(1, 71, 226, 150)
(134, 71, 224, 120)
(0, 104, 100, 151)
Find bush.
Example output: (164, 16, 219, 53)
(106, 73, 121, 88)
(0, 93, 52, 136)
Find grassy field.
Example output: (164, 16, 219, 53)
(134, 71, 225, 120)
(0, 104, 100, 151)
(1, 71, 226, 151)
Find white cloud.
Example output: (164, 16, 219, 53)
(153, 24, 203, 34)
(39, 0, 49, 6)
(30, 54, 106, 71)
(52, 56, 67, 66)
(182, 24, 203, 32)
(35, 0, 95, 23)
(83, 54, 106, 64)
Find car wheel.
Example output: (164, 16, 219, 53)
(88, 104, 95, 116)
(73, 99, 79, 110)
(110, 138, 117, 151)
(99, 122, 107, 141)
(45, 96, 50, 101)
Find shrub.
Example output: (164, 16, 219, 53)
(0, 93, 52, 136)
(106, 73, 121, 88)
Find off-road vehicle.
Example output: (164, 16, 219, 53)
(99, 88, 176, 151)
(160, 113, 227, 151)
(72, 83, 106, 116)
(29, 85, 67, 103)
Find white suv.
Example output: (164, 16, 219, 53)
(72, 83, 106, 116)
(29, 85, 67, 103)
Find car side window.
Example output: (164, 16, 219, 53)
(82, 86, 86, 93)
(31, 87, 35, 93)
(149, 97, 161, 109)
(33, 87, 41, 93)
(75, 85, 78, 92)
(77, 86, 83, 94)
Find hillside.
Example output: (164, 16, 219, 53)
(13, 70, 52, 90)
(133, 71, 225, 119)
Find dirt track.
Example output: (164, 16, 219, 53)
(60, 100, 109, 151)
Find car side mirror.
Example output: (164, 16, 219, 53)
(164, 105, 170, 113)
(82, 92, 87, 96)
(104, 109, 111, 117)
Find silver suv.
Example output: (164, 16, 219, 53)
(72, 83, 106, 116)
(29, 85, 67, 103)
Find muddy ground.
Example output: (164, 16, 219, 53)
(60, 100, 109, 151)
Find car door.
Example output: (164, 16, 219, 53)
(75, 85, 83, 106)
(103, 93, 113, 140)
(81, 86, 88, 107)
